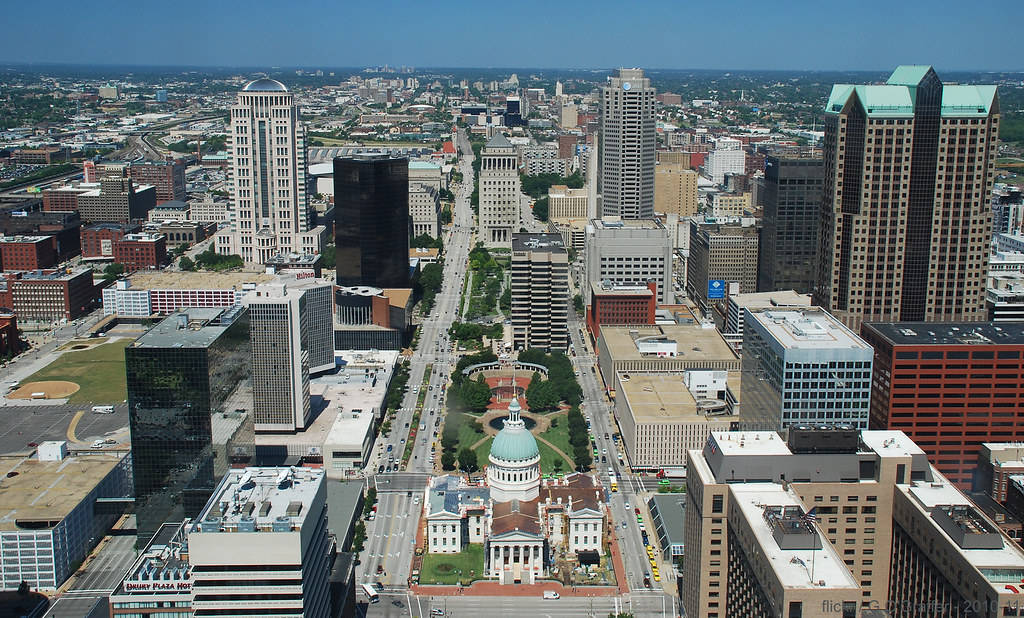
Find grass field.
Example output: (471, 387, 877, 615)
(539, 412, 572, 457)
(25, 338, 132, 404)
(419, 543, 485, 584)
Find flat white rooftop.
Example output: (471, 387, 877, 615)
(727, 290, 811, 309)
(749, 309, 870, 351)
(710, 431, 791, 456)
(904, 472, 1024, 570)
(197, 467, 324, 532)
(731, 484, 859, 590)
(860, 430, 926, 458)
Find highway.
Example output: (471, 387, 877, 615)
(360, 128, 478, 596)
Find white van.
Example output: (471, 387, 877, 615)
(543, 591, 560, 600)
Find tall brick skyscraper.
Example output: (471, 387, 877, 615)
(814, 66, 999, 330)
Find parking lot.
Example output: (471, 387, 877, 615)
(0, 404, 129, 454)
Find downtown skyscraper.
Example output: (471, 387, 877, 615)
(216, 78, 325, 265)
(334, 154, 411, 289)
(814, 66, 999, 330)
(479, 132, 520, 247)
(599, 68, 656, 219)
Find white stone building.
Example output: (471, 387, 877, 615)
(705, 137, 745, 185)
(478, 133, 520, 248)
(409, 184, 440, 238)
(424, 397, 606, 584)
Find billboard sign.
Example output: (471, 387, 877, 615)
(707, 279, 725, 300)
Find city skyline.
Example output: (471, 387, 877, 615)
(3, 0, 1024, 71)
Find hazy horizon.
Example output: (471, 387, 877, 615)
(4, 0, 1023, 72)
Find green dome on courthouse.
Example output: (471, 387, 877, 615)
(489, 397, 539, 462)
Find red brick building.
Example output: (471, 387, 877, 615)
(80, 223, 140, 259)
(128, 160, 186, 204)
(0, 268, 96, 322)
(42, 185, 93, 212)
(558, 134, 578, 160)
(113, 233, 167, 272)
(586, 280, 657, 338)
(975, 443, 1024, 503)
(0, 235, 59, 271)
(861, 322, 1024, 490)
(0, 312, 19, 358)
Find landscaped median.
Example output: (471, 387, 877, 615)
(402, 363, 433, 466)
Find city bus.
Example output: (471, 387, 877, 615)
(361, 583, 380, 603)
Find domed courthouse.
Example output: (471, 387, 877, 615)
(425, 397, 606, 585)
(487, 397, 540, 502)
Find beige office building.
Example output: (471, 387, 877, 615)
(217, 78, 325, 265)
(479, 133, 520, 248)
(547, 185, 589, 219)
(815, 66, 998, 330)
(657, 151, 692, 168)
(684, 427, 1024, 618)
(654, 163, 699, 217)
(686, 219, 759, 313)
(560, 103, 578, 129)
(614, 371, 739, 470)
(710, 192, 751, 217)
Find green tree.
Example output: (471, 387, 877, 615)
(179, 255, 195, 271)
(533, 196, 549, 221)
(499, 287, 511, 312)
(441, 451, 457, 470)
(457, 447, 478, 472)
(440, 206, 453, 225)
(463, 374, 493, 412)
(353, 520, 367, 552)
(573, 294, 584, 314)
(573, 442, 593, 471)
(102, 262, 125, 281)
(411, 233, 443, 249)
(320, 244, 336, 268)
(363, 487, 377, 517)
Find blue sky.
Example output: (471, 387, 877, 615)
(3, 0, 1022, 71)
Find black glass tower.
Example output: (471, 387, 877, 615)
(126, 307, 254, 539)
(334, 155, 410, 289)
(757, 155, 824, 294)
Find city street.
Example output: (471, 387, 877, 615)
(368, 589, 678, 618)
(359, 131, 680, 615)
(566, 309, 675, 596)
(360, 128, 478, 596)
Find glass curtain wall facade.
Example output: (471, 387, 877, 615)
(757, 156, 824, 294)
(334, 155, 410, 289)
(126, 308, 254, 539)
